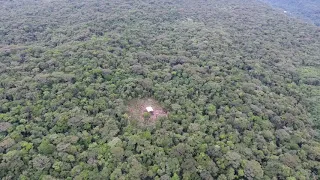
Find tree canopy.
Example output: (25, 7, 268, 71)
(0, 0, 319, 179)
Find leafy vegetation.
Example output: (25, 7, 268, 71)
(260, 0, 320, 26)
(0, 0, 320, 179)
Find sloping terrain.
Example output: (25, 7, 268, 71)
(0, 0, 319, 179)
(260, 0, 320, 26)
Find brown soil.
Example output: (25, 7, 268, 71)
(127, 98, 168, 123)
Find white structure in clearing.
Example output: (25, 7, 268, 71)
(146, 106, 154, 113)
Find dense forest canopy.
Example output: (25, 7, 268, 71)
(0, 0, 320, 179)
(260, 0, 320, 26)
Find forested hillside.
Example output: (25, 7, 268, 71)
(1, 0, 320, 179)
(260, 0, 320, 26)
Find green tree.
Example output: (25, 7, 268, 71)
(244, 160, 264, 180)
(38, 139, 55, 155)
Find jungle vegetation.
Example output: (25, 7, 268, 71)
(0, 0, 320, 179)
(260, 0, 320, 26)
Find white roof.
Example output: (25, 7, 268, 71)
(146, 106, 153, 112)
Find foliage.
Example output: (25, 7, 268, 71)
(260, 0, 320, 26)
(0, 0, 320, 179)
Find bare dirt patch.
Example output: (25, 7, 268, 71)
(127, 98, 168, 123)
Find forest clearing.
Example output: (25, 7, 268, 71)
(127, 98, 168, 123)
